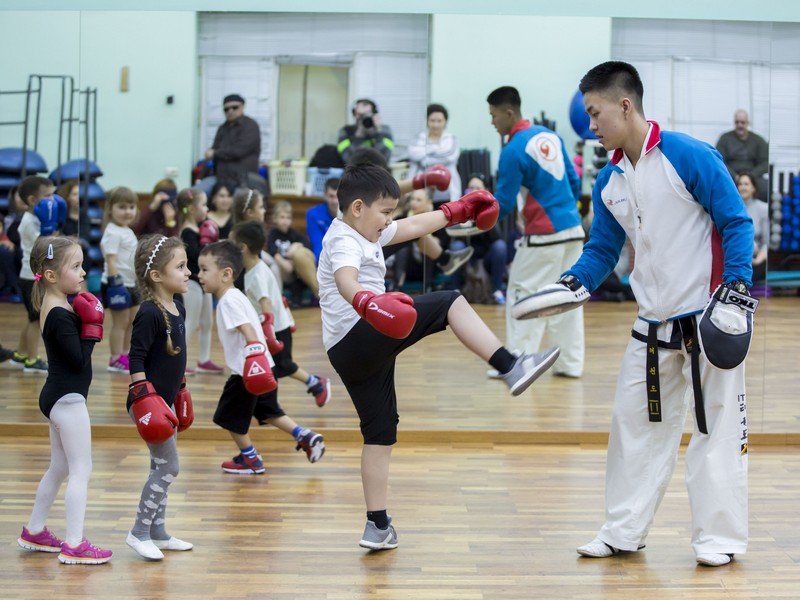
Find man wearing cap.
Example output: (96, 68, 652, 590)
(206, 94, 264, 191)
(337, 98, 394, 164)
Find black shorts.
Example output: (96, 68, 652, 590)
(19, 278, 39, 322)
(213, 374, 285, 434)
(100, 282, 141, 309)
(327, 290, 459, 445)
(271, 328, 298, 378)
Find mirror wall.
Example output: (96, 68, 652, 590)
(0, 7, 797, 436)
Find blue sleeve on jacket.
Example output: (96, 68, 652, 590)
(565, 166, 627, 291)
(306, 204, 329, 263)
(494, 145, 524, 220)
(660, 132, 754, 286)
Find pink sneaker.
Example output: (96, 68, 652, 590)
(196, 360, 224, 374)
(18, 526, 64, 552)
(107, 355, 129, 373)
(58, 537, 112, 565)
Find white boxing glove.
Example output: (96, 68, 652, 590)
(511, 275, 590, 320)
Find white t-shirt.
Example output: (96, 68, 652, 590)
(19, 211, 41, 280)
(216, 287, 274, 375)
(318, 217, 398, 350)
(100, 222, 138, 286)
(243, 260, 293, 332)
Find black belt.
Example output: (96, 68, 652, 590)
(632, 317, 706, 434)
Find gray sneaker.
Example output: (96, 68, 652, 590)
(502, 347, 560, 396)
(439, 246, 474, 276)
(359, 518, 398, 551)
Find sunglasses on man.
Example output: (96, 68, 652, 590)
(224, 104, 242, 113)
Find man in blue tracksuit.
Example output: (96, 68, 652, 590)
(563, 62, 753, 567)
(488, 86, 585, 377)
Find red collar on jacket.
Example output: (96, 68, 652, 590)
(611, 120, 661, 165)
(508, 119, 532, 142)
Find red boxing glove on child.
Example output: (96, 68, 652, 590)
(198, 219, 220, 245)
(174, 377, 194, 432)
(412, 165, 451, 192)
(259, 312, 285, 355)
(243, 341, 277, 395)
(72, 292, 104, 341)
(439, 189, 499, 230)
(352, 290, 417, 339)
(128, 380, 178, 444)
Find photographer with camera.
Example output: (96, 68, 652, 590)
(336, 98, 395, 165)
(133, 179, 180, 238)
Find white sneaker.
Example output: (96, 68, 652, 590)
(152, 536, 193, 551)
(576, 537, 645, 558)
(696, 553, 734, 566)
(126, 531, 164, 560)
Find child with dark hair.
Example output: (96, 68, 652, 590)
(233, 220, 331, 408)
(198, 240, 324, 474)
(10, 175, 56, 373)
(319, 162, 558, 550)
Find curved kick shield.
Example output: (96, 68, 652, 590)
(698, 284, 758, 370)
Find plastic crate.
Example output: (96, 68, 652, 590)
(306, 167, 344, 196)
(390, 162, 410, 182)
(268, 160, 309, 196)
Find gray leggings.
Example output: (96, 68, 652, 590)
(129, 407, 180, 541)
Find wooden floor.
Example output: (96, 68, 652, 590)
(0, 295, 798, 438)
(1, 437, 799, 599)
(1, 297, 800, 598)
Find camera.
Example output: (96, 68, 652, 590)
(361, 112, 375, 129)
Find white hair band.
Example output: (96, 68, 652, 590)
(144, 236, 168, 276)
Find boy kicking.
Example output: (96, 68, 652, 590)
(318, 163, 558, 549)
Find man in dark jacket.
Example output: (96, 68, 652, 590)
(206, 94, 266, 192)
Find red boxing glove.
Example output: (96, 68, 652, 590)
(352, 290, 417, 339)
(128, 380, 178, 444)
(259, 312, 285, 355)
(412, 165, 451, 191)
(199, 219, 220, 245)
(243, 341, 277, 395)
(72, 292, 104, 341)
(175, 377, 194, 432)
(439, 189, 499, 230)
(282, 296, 296, 332)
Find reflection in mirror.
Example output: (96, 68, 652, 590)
(0, 11, 84, 409)
(762, 23, 800, 432)
(1, 11, 799, 436)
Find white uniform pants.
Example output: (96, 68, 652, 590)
(598, 319, 748, 555)
(505, 238, 584, 376)
(183, 279, 213, 364)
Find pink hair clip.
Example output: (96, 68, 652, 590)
(34, 273, 42, 281)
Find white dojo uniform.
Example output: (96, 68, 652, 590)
(567, 122, 754, 555)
